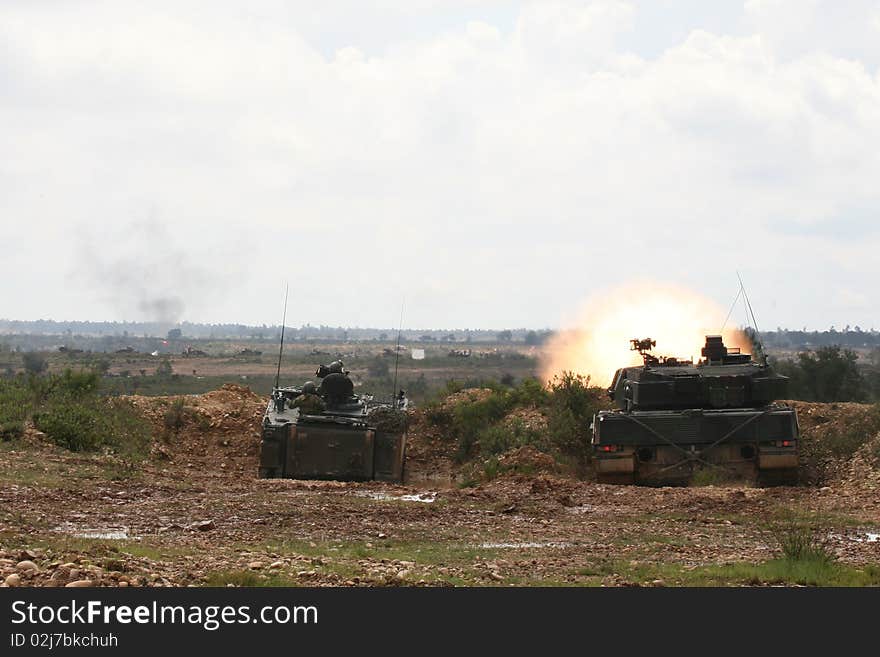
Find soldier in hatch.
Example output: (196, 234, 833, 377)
(318, 361, 355, 405)
(292, 381, 326, 414)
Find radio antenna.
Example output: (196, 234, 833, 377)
(737, 271, 760, 334)
(735, 271, 766, 362)
(720, 285, 743, 332)
(390, 299, 404, 408)
(274, 282, 289, 390)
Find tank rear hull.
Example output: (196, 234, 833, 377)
(593, 406, 798, 486)
(259, 420, 406, 483)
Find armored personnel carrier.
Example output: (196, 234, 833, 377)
(259, 361, 408, 482)
(592, 336, 799, 485)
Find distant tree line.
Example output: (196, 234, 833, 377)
(0, 319, 552, 343)
(762, 328, 880, 349)
(770, 346, 880, 403)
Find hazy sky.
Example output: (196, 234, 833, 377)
(2, 1, 879, 329)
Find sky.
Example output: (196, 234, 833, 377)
(2, 0, 879, 330)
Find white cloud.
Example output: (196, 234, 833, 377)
(1, 1, 879, 329)
(745, 0, 880, 66)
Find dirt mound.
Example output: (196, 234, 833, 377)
(404, 390, 557, 486)
(787, 400, 874, 433)
(497, 445, 558, 474)
(786, 400, 880, 486)
(405, 388, 496, 465)
(401, 411, 457, 485)
(199, 384, 263, 407)
(125, 384, 265, 465)
(367, 407, 409, 433)
(441, 388, 494, 408)
(501, 407, 548, 432)
(844, 434, 880, 489)
(403, 388, 497, 485)
(449, 474, 582, 515)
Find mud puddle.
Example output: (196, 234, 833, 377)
(354, 491, 438, 503)
(53, 524, 133, 540)
(478, 541, 573, 549)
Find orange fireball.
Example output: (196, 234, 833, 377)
(540, 282, 750, 387)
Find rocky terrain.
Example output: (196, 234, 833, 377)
(1, 386, 879, 587)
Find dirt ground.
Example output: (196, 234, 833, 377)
(1, 387, 879, 588)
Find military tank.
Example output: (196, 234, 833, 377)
(259, 361, 408, 482)
(592, 336, 799, 486)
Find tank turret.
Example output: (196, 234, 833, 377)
(608, 335, 788, 412)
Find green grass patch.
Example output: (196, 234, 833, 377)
(690, 467, 751, 487)
(116, 543, 189, 561)
(203, 570, 299, 587)
(571, 556, 880, 587)
(101, 374, 277, 397)
(698, 557, 880, 587)
(246, 538, 500, 585)
(0, 378, 33, 439)
(0, 451, 117, 488)
(270, 538, 495, 567)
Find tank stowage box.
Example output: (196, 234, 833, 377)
(592, 336, 799, 485)
(259, 361, 407, 482)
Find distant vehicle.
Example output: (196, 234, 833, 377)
(592, 335, 799, 486)
(259, 361, 408, 482)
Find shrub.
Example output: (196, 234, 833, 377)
(194, 411, 213, 432)
(367, 357, 390, 379)
(774, 346, 866, 402)
(86, 356, 111, 375)
(509, 377, 548, 407)
(25, 373, 55, 404)
(436, 375, 605, 470)
(55, 369, 100, 397)
(34, 397, 105, 451)
(544, 372, 603, 468)
(0, 379, 31, 440)
(155, 358, 173, 378)
(547, 371, 598, 417)
(423, 402, 451, 426)
(477, 424, 515, 456)
(34, 394, 151, 457)
(451, 391, 512, 460)
(104, 399, 152, 464)
(767, 511, 834, 564)
(22, 352, 47, 375)
(442, 378, 503, 397)
(163, 397, 187, 436)
(482, 456, 500, 480)
(0, 370, 151, 462)
(546, 406, 583, 460)
(401, 373, 428, 398)
(477, 418, 544, 456)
